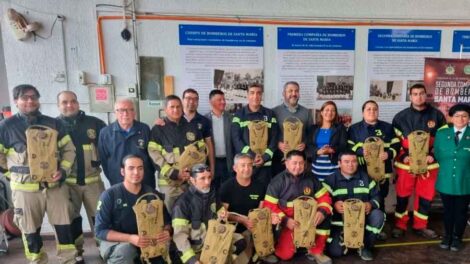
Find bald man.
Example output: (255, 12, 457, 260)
(98, 98, 155, 188)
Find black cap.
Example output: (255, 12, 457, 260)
(448, 104, 470, 117)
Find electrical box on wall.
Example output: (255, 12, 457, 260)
(128, 84, 137, 97)
(88, 84, 115, 113)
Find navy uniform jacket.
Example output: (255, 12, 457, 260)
(347, 120, 400, 175)
(98, 120, 155, 187)
(57, 110, 106, 185)
(323, 169, 381, 225)
(231, 105, 278, 166)
(95, 183, 170, 240)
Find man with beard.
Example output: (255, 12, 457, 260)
(272, 81, 313, 175)
(56, 91, 106, 263)
(0, 84, 77, 263)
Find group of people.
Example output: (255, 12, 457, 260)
(0, 81, 468, 264)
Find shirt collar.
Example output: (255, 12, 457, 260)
(283, 102, 299, 113)
(454, 126, 467, 134)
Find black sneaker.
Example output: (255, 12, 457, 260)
(391, 228, 405, 238)
(450, 238, 463, 252)
(358, 248, 374, 261)
(439, 236, 451, 250)
(413, 228, 438, 239)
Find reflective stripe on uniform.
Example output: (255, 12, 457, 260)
(66, 174, 101, 185)
(60, 160, 72, 169)
(414, 210, 428, 220)
(148, 141, 161, 151)
(351, 142, 363, 152)
(318, 202, 333, 212)
(332, 188, 347, 196)
(353, 187, 369, 194)
(160, 164, 172, 177)
(158, 178, 169, 186)
(316, 229, 330, 236)
(58, 135, 72, 148)
(264, 195, 278, 204)
(241, 146, 250, 154)
(57, 243, 76, 250)
(395, 211, 407, 219)
(181, 248, 196, 263)
(172, 218, 190, 227)
(314, 186, 328, 198)
(265, 148, 273, 158)
(11, 181, 58, 191)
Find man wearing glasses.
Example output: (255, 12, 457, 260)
(0, 84, 77, 263)
(98, 98, 155, 188)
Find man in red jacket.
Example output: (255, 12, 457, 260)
(263, 150, 332, 264)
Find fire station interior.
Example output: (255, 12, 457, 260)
(0, 1, 470, 264)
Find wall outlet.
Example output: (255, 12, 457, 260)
(99, 74, 112, 85)
(128, 84, 137, 97)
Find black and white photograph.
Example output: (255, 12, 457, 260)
(214, 68, 264, 102)
(316, 75, 354, 100)
(370, 80, 403, 102)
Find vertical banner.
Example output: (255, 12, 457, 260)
(367, 29, 441, 122)
(424, 58, 470, 121)
(179, 24, 264, 113)
(277, 27, 355, 126)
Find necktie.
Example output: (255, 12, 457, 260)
(455, 131, 461, 145)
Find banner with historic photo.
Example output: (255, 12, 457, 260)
(424, 58, 470, 121)
(367, 29, 441, 122)
(277, 27, 355, 126)
(179, 24, 264, 113)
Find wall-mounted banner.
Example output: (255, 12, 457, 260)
(277, 27, 355, 126)
(179, 24, 264, 113)
(424, 58, 470, 121)
(367, 29, 441, 122)
(452, 30, 470, 58)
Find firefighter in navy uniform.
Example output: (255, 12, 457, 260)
(347, 100, 400, 239)
(263, 150, 332, 264)
(323, 151, 384, 261)
(231, 84, 278, 188)
(172, 163, 246, 264)
(0, 85, 77, 264)
(148, 95, 206, 209)
(391, 84, 446, 239)
(56, 91, 106, 263)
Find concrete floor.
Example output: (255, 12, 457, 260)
(1, 215, 469, 264)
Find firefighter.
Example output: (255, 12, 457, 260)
(347, 100, 400, 240)
(172, 163, 246, 264)
(323, 151, 384, 261)
(0, 84, 77, 264)
(148, 95, 206, 209)
(95, 154, 171, 263)
(263, 150, 332, 264)
(56, 91, 106, 263)
(391, 84, 446, 239)
(231, 84, 278, 188)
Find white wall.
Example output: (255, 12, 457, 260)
(0, 24, 8, 108)
(1, 0, 470, 233)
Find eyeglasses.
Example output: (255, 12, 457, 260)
(19, 94, 39, 101)
(115, 108, 134, 114)
(191, 164, 210, 175)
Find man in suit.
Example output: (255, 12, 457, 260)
(205, 90, 234, 190)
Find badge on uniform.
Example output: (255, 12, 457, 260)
(87, 129, 96, 139)
(186, 132, 196, 141)
(137, 139, 145, 149)
(427, 120, 436, 128)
